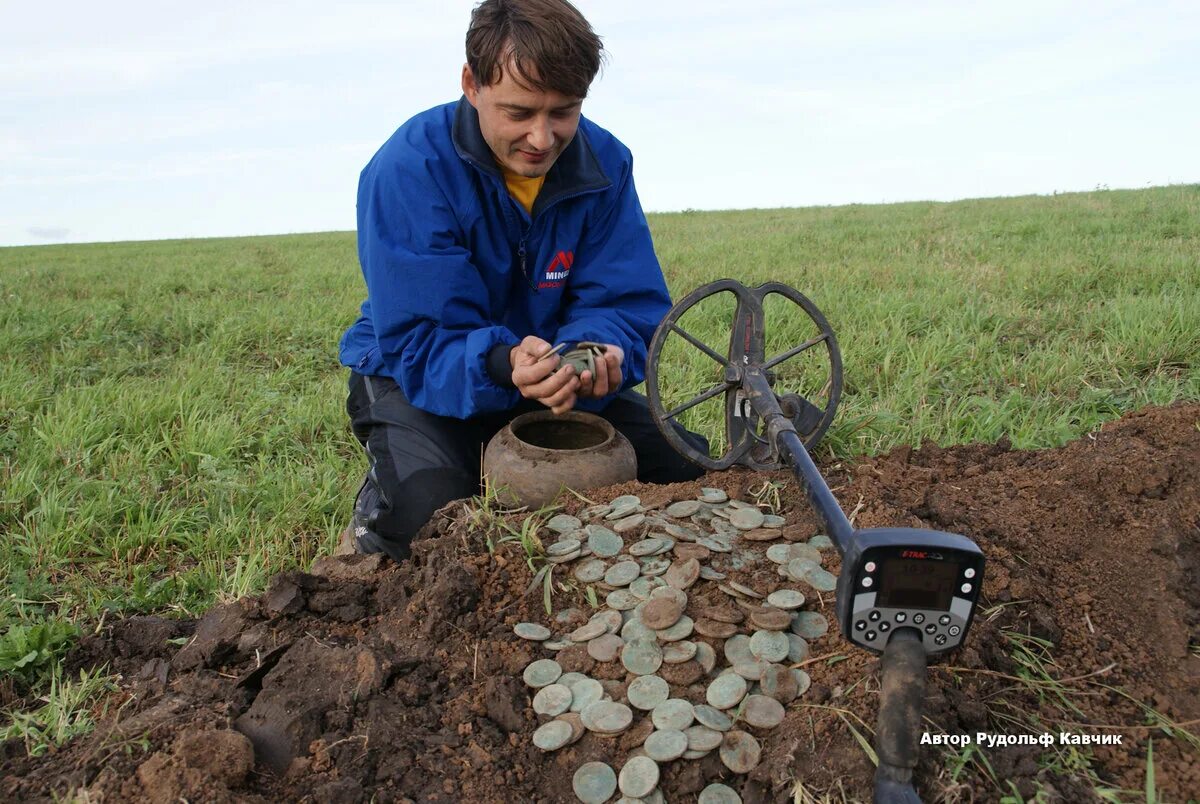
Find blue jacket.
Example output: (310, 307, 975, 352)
(338, 98, 672, 419)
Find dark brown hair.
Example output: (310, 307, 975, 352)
(466, 0, 604, 98)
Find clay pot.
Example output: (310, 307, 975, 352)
(483, 411, 637, 507)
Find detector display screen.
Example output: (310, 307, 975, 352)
(875, 558, 958, 610)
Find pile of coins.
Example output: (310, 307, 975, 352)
(512, 489, 835, 803)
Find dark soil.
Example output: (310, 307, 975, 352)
(4, 404, 1198, 803)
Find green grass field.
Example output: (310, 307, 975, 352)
(2, 185, 1198, 756)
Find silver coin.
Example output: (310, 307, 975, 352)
(533, 719, 574, 751)
(749, 630, 790, 663)
(574, 558, 608, 583)
(621, 637, 664, 676)
(729, 508, 765, 530)
(698, 488, 728, 503)
(618, 755, 659, 799)
(533, 683, 573, 716)
(567, 677, 605, 712)
(543, 638, 572, 651)
(546, 549, 582, 565)
(765, 544, 793, 564)
(627, 674, 670, 710)
(808, 534, 834, 549)
(767, 590, 806, 610)
(523, 658, 562, 688)
(784, 558, 821, 582)
(604, 589, 638, 611)
(719, 730, 762, 774)
(558, 671, 586, 687)
(605, 502, 640, 521)
(643, 729, 688, 761)
(685, 724, 724, 752)
(581, 700, 634, 734)
(682, 748, 711, 759)
(573, 762, 618, 804)
(762, 514, 786, 528)
(791, 611, 829, 639)
(605, 560, 641, 587)
(514, 622, 551, 641)
(587, 524, 624, 557)
(699, 782, 743, 804)
(663, 522, 699, 541)
(694, 641, 718, 674)
(699, 537, 732, 554)
(639, 557, 671, 577)
(666, 500, 702, 518)
(629, 576, 665, 599)
(651, 698, 695, 731)
(700, 566, 727, 580)
(594, 609, 623, 632)
(693, 704, 733, 732)
(611, 494, 642, 508)
(662, 640, 698, 664)
(792, 668, 812, 695)
(547, 513, 583, 533)
(732, 660, 770, 681)
(706, 673, 749, 709)
(728, 581, 763, 599)
(569, 618, 610, 642)
(621, 617, 656, 643)
(583, 503, 612, 519)
(741, 694, 786, 729)
(727, 499, 752, 510)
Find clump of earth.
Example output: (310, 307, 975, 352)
(3, 404, 1197, 803)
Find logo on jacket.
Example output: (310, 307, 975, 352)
(538, 250, 573, 289)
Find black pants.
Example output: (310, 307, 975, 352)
(345, 372, 709, 561)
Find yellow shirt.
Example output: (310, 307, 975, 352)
(501, 166, 545, 215)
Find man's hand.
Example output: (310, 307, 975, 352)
(577, 344, 624, 399)
(510, 336, 580, 414)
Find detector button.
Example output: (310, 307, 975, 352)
(865, 561, 877, 573)
(865, 631, 877, 642)
(869, 611, 882, 622)
(855, 620, 867, 631)
(912, 613, 925, 625)
(961, 583, 972, 594)
(948, 625, 961, 636)
(939, 614, 951, 626)
(894, 612, 907, 623)
(862, 577, 873, 589)
(964, 568, 976, 579)
(935, 634, 948, 646)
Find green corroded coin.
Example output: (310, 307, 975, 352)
(749, 630, 789, 663)
(543, 638, 572, 651)
(581, 700, 634, 734)
(655, 615, 694, 643)
(694, 704, 733, 732)
(547, 538, 583, 556)
(606, 589, 640, 611)
(587, 633, 625, 663)
(558, 671, 587, 688)
(732, 660, 770, 681)
(533, 719, 574, 751)
(573, 761, 617, 804)
(567, 677, 604, 712)
(605, 502, 640, 520)
(698, 488, 728, 503)
(548, 514, 583, 533)
(792, 668, 812, 695)
(663, 522, 698, 541)
(514, 622, 551, 641)
(699, 782, 743, 804)
(629, 576, 665, 599)
(762, 514, 786, 528)
(618, 756, 660, 799)
(760, 663, 800, 703)
(791, 612, 829, 639)
(666, 500, 702, 518)
(613, 513, 646, 533)
(648, 585, 687, 606)
(719, 730, 762, 774)
(587, 524, 624, 557)
(651, 698, 695, 731)
(662, 640, 697, 664)
(629, 538, 668, 557)
(639, 557, 671, 576)
(523, 658, 562, 688)
(808, 534, 834, 549)
(807, 568, 837, 592)
(700, 566, 727, 580)
(767, 590, 806, 610)
(695, 641, 717, 674)
(621, 617, 655, 643)
(621, 637, 664, 676)
(728, 581, 762, 599)
(724, 634, 753, 665)
(787, 633, 810, 663)
(784, 558, 821, 582)
(741, 694, 786, 729)
(685, 724, 723, 752)
(569, 618, 610, 642)
(533, 683, 573, 716)
(583, 503, 612, 520)
(644, 728, 688, 761)
(699, 537, 732, 554)
(627, 674, 670, 710)
(729, 507, 765, 530)
(706, 673, 749, 710)
(574, 558, 607, 583)
(605, 560, 641, 587)
(766, 544, 792, 564)
(611, 494, 641, 508)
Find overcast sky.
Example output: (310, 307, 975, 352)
(2, 0, 1197, 247)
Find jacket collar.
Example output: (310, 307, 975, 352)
(452, 97, 611, 215)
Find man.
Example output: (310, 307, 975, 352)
(338, 0, 708, 561)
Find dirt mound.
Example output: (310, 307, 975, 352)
(3, 404, 1197, 803)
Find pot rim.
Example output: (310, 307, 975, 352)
(505, 410, 617, 455)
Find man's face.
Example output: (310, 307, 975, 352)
(462, 62, 583, 178)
